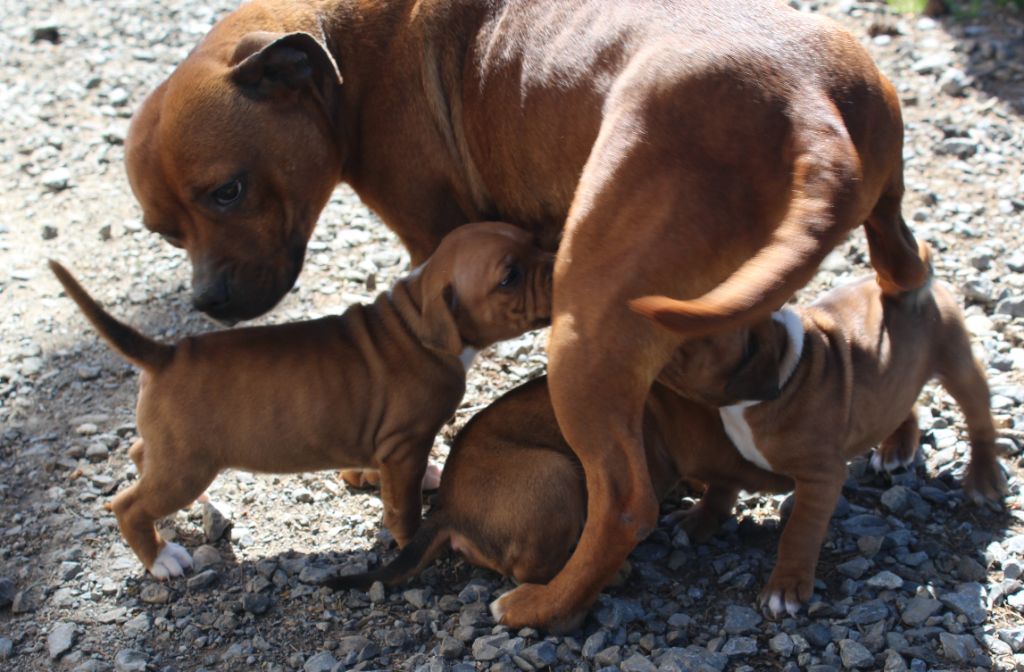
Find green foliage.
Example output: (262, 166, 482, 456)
(885, 0, 929, 12)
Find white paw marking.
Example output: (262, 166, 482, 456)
(459, 347, 478, 372)
(786, 597, 801, 616)
(422, 462, 443, 491)
(489, 592, 510, 623)
(869, 451, 884, 472)
(767, 592, 785, 617)
(149, 542, 192, 580)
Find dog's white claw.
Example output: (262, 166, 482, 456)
(149, 542, 192, 579)
(869, 451, 884, 473)
(422, 462, 443, 491)
(489, 592, 510, 623)
(786, 597, 802, 616)
(767, 592, 785, 617)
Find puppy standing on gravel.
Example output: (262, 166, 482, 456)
(50, 222, 553, 579)
(634, 242, 1007, 615)
(328, 376, 793, 590)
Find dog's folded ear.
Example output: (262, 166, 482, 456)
(230, 31, 342, 99)
(724, 323, 783, 402)
(419, 284, 464, 357)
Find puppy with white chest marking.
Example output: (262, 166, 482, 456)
(636, 242, 1007, 616)
(50, 222, 552, 579)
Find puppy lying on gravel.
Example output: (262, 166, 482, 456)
(639, 242, 1007, 616)
(50, 222, 553, 579)
(328, 376, 791, 589)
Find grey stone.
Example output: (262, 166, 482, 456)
(12, 586, 41, 613)
(866, 570, 904, 590)
(883, 650, 908, 672)
(48, 622, 76, 659)
(439, 636, 464, 659)
(938, 68, 970, 96)
(939, 632, 981, 665)
(769, 633, 794, 657)
(0, 577, 14, 608)
(186, 569, 218, 590)
(721, 637, 757, 656)
(839, 639, 874, 669)
(935, 138, 978, 160)
(998, 626, 1024, 652)
(202, 501, 232, 542)
(59, 561, 82, 580)
(519, 642, 557, 668)
(368, 581, 386, 603)
(840, 514, 889, 537)
(472, 633, 509, 662)
(114, 649, 147, 672)
(404, 588, 428, 609)
(657, 646, 728, 672)
(837, 556, 873, 579)
(242, 592, 271, 615)
(298, 563, 334, 584)
(995, 296, 1024, 318)
(594, 645, 622, 667)
(582, 630, 607, 658)
(140, 584, 169, 604)
(911, 53, 952, 74)
(723, 604, 762, 634)
(0, 638, 11, 660)
(940, 583, 987, 625)
(303, 651, 338, 672)
(192, 544, 222, 572)
(621, 653, 657, 672)
(849, 600, 889, 625)
(42, 224, 58, 240)
(42, 167, 71, 191)
(901, 596, 942, 626)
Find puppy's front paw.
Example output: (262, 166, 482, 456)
(490, 583, 586, 634)
(758, 568, 815, 618)
(148, 542, 192, 580)
(662, 503, 720, 544)
(964, 458, 1008, 505)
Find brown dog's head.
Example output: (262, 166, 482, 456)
(658, 317, 789, 407)
(126, 17, 344, 322)
(412, 222, 554, 356)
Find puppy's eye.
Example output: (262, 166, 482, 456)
(498, 265, 521, 290)
(211, 178, 244, 207)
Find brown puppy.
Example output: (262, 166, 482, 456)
(643, 244, 1007, 616)
(50, 222, 552, 579)
(127, 0, 930, 628)
(328, 376, 791, 590)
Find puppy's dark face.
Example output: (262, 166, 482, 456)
(416, 222, 555, 356)
(125, 29, 343, 323)
(658, 319, 785, 406)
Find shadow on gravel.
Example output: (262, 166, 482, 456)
(935, 2, 1024, 114)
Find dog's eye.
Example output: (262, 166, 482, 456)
(211, 178, 244, 207)
(498, 265, 521, 289)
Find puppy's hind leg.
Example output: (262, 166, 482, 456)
(872, 410, 920, 473)
(112, 451, 216, 579)
(937, 338, 1007, 504)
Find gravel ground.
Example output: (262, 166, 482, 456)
(2, 1, 1024, 670)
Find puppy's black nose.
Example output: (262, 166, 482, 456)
(192, 275, 231, 314)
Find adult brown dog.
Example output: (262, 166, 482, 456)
(126, 0, 930, 628)
(327, 376, 792, 590)
(49, 222, 552, 578)
(640, 244, 1007, 616)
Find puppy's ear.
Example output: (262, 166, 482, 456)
(724, 324, 782, 402)
(231, 31, 342, 100)
(419, 284, 463, 356)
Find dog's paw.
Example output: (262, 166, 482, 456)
(870, 443, 917, 473)
(758, 569, 815, 618)
(662, 503, 720, 544)
(963, 458, 1009, 505)
(490, 583, 586, 634)
(149, 542, 192, 580)
(422, 461, 443, 491)
(339, 469, 381, 489)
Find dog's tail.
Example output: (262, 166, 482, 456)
(630, 98, 928, 336)
(49, 260, 174, 371)
(326, 517, 451, 591)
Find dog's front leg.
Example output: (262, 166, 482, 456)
(759, 464, 846, 616)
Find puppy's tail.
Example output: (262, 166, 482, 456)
(326, 517, 450, 591)
(630, 96, 929, 336)
(49, 260, 174, 371)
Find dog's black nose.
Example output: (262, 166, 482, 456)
(192, 275, 232, 314)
